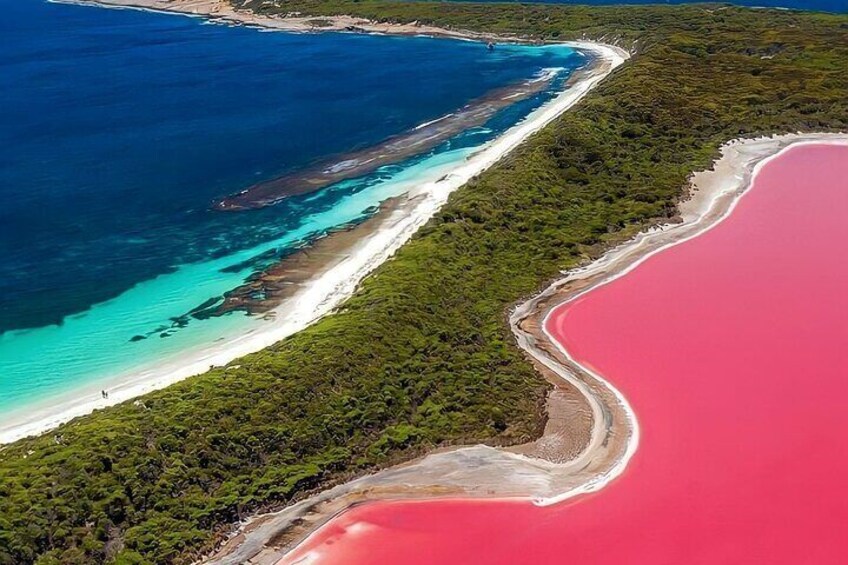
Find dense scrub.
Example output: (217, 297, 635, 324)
(1, 2, 846, 563)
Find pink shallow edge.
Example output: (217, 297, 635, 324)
(280, 142, 848, 565)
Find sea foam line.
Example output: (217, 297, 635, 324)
(256, 134, 848, 565)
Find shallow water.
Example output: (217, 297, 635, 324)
(282, 144, 848, 563)
(0, 1, 582, 415)
(443, 0, 847, 14)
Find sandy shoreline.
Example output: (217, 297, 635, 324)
(0, 3, 628, 444)
(199, 132, 848, 564)
(59, 0, 538, 42)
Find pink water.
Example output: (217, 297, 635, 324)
(283, 143, 848, 564)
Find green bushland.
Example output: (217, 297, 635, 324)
(1, 2, 846, 563)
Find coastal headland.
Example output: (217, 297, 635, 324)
(214, 73, 561, 211)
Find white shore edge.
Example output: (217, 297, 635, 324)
(253, 133, 848, 565)
(0, 32, 629, 444)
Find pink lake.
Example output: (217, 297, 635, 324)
(282, 143, 848, 564)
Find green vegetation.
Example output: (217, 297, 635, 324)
(2, 2, 847, 563)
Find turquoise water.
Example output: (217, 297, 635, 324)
(0, 2, 582, 416)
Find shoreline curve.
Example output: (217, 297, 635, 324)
(203, 132, 848, 564)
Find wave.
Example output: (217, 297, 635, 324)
(414, 113, 454, 130)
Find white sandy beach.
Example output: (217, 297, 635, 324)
(0, 23, 628, 444)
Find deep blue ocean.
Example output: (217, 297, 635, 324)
(0, 0, 582, 421)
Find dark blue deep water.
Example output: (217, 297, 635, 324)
(0, 0, 582, 418)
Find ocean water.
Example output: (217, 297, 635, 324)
(443, 0, 847, 14)
(0, 1, 582, 416)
